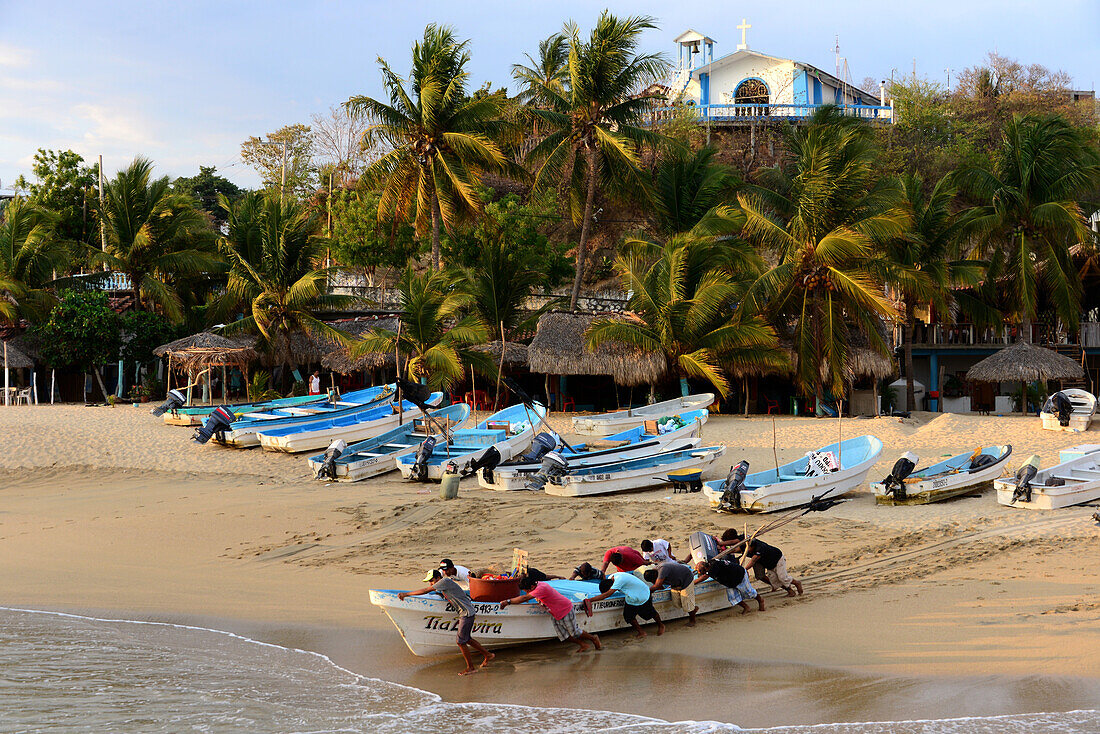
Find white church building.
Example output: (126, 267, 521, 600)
(670, 26, 893, 123)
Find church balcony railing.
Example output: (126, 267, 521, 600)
(649, 102, 895, 125)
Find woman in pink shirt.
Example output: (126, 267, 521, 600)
(500, 576, 602, 652)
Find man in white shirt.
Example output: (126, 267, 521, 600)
(308, 370, 322, 395)
(640, 538, 678, 564)
(438, 558, 470, 585)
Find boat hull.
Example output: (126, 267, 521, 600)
(1040, 413, 1093, 432)
(571, 394, 714, 436)
(260, 407, 426, 454)
(871, 446, 1012, 506)
(544, 446, 725, 497)
(370, 577, 738, 657)
(395, 430, 534, 481)
(994, 449, 1100, 509)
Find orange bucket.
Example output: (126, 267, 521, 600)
(468, 577, 520, 602)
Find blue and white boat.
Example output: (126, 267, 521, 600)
(543, 445, 727, 497)
(162, 393, 330, 427)
(258, 393, 442, 454)
(214, 385, 395, 448)
(306, 403, 471, 480)
(702, 435, 884, 513)
(478, 409, 709, 491)
(872, 446, 1012, 505)
(395, 402, 547, 481)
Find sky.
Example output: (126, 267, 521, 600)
(1, 0, 1097, 191)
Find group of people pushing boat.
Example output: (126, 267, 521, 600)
(396, 532, 804, 675)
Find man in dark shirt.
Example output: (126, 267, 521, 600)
(644, 560, 698, 626)
(695, 558, 765, 614)
(744, 538, 803, 597)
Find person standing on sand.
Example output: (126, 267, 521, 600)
(599, 546, 646, 576)
(584, 573, 666, 638)
(644, 560, 698, 626)
(398, 568, 494, 675)
(694, 559, 766, 614)
(640, 538, 678, 564)
(743, 537, 803, 597)
(308, 370, 321, 395)
(500, 576, 602, 652)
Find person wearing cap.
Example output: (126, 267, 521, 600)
(584, 572, 665, 638)
(598, 545, 646, 577)
(499, 575, 601, 652)
(398, 567, 494, 675)
(438, 559, 471, 585)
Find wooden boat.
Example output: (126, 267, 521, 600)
(1040, 388, 1096, 432)
(305, 403, 471, 481)
(395, 403, 548, 481)
(542, 445, 726, 497)
(258, 393, 441, 454)
(570, 393, 715, 436)
(213, 385, 396, 448)
(369, 577, 739, 657)
(478, 409, 708, 491)
(702, 435, 883, 513)
(162, 393, 326, 426)
(872, 445, 1012, 505)
(994, 449, 1100, 509)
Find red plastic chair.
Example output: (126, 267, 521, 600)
(764, 395, 780, 414)
(562, 397, 575, 412)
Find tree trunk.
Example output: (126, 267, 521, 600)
(569, 147, 601, 312)
(904, 302, 916, 412)
(93, 366, 112, 405)
(812, 288, 823, 411)
(431, 193, 442, 271)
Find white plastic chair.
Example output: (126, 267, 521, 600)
(14, 388, 32, 405)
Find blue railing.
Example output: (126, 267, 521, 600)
(72, 271, 133, 291)
(652, 102, 894, 124)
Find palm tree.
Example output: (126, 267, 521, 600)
(652, 146, 740, 236)
(217, 192, 355, 386)
(511, 33, 569, 128)
(93, 157, 215, 323)
(741, 107, 911, 407)
(958, 113, 1100, 342)
(886, 173, 985, 411)
(354, 267, 491, 390)
(586, 211, 783, 397)
(526, 12, 669, 310)
(0, 198, 69, 324)
(345, 24, 512, 271)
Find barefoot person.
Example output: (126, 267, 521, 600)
(398, 568, 494, 675)
(644, 559, 698, 626)
(717, 529, 767, 584)
(695, 558, 766, 615)
(599, 545, 646, 576)
(640, 538, 678, 564)
(500, 576, 602, 653)
(584, 572, 665, 638)
(743, 537, 804, 597)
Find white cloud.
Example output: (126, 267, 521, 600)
(71, 103, 160, 150)
(0, 43, 31, 68)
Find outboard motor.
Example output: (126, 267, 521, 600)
(523, 451, 570, 491)
(1044, 392, 1074, 426)
(519, 432, 557, 463)
(718, 461, 750, 510)
(969, 453, 996, 472)
(192, 406, 235, 444)
(409, 436, 438, 483)
(881, 451, 918, 501)
(151, 389, 186, 417)
(315, 439, 347, 480)
(462, 445, 501, 478)
(1012, 454, 1041, 503)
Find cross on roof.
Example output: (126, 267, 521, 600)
(737, 18, 751, 50)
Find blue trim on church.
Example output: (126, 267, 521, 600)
(812, 77, 823, 104)
(699, 73, 709, 106)
(792, 70, 808, 105)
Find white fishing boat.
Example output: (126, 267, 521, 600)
(872, 445, 1012, 505)
(258, 394, 441, 453)
(994, 449, 1100, 509)
(369, 577, 739, 657)
(542, 445, 725, 497)
(305, 403, 471, 481)
(478, 409, 708, 491)
(161, 393, 329, 427)
(702, 435, 883, 513)
(212, 385, 395, 448)
(570, 393, 715, 436)
(1040, 388, 1096, 432)
(395, 403, 547, 481)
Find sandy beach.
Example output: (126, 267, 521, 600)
(2, 404, 1099, 727)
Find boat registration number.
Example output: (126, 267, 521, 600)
(932, 478, 949, 489)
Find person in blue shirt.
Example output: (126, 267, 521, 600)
(583, 572, 665, 638)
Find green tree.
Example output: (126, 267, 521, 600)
(511, 33, 569, 120)
(217, 192, 355, 386)
(13, 149, 99, 259)
(329, 188, 421, 284)
(33, 289, 121, 402)
(345, 24, 512, 270)
(586, 211, 781, 397)
(93, 158, 217, 322)
(526, 12, 669, 309)
(240, 123, 316, 200)
(354, 267, 491, 390)
(958, 113, 1100, 340)
(120, 310, 180, 366)
(0, 198, 69, 324)
(652, 146, 740, 236)
(173, 166, 244, 228)
(741, 107, 910, 405)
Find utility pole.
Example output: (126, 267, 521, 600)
(326, 171, 333, 268)
(98, 154, 106, 253)
(279, 142, 287, 206)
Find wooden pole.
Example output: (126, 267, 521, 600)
(221, 364, 228, 405)
(166, 355, 173, 392)
(470, 363, 477, 417)
(2, 340, 8, 406)
(492, 322, 505, 412)
(50, 368, 55, 404)
(395, 322, 404, 426)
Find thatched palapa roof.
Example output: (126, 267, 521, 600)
(527, 312, 666, 387)
(153, 331, 257, 358)
(153, 332, 258, 372)
(472, 340, 528, 367)
(966, 342, 1085, 383)
(848, 348, 894, 380)
(321, 316, 399, 374)
(1, 340, 34, 369)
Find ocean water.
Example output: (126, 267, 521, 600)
(0, 607, 1097, 734)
